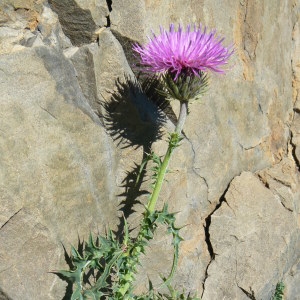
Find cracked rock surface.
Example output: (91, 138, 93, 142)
(0, 0, 299, 299)
(202, 170, 300, 300)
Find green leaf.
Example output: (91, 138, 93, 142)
(90, 250, 123, 293)
(123, 214, 129, 247)
(71, 284, 84, 300)
(272, 282, 285, 300)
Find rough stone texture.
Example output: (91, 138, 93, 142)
(202, 167, 300, 300)
(284, 260, 300, 300)
(112, 0, 294, 211)
(48, 0, 108, 45)
(0, 2, 72, 54)
(0, 44, 124, 298)
(0, 0, 299, 299)
(292, 4, 300, 179)
(2, 0, 45, 12)
(46, 27, 133, 119)
(292, 2, 300, 111)
(258, 157, 300, 213)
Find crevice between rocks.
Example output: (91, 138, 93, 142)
(105, 15, 111, 28)
(256, 174, 294, 212)
(291, 11, 300, 172)
(106, 0, 112, 12)
(0, 208, 22, 230)
(105, 0, 112, 28)
(238, 285, 256, 300)
(256, 173, 269, 189)
(294, 107, 300, 114)
(201, 182, 231, 297)
(278, 197, 293, 212)
(290, 131, 300, 172)
(242, 0, 254, 61)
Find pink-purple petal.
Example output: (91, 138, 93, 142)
(133, 23, 232, 76)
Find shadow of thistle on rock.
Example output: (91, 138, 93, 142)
(53, 76, 178, 300)
(101, 75, 176, 150)
(52, 238, 85, 300)
(100, 75, 177, 238)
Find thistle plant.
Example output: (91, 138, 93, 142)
(55, 24, 233, 299)
(272, 282, 285, 300)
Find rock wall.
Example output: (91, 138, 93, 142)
(0, 0, 299, 299)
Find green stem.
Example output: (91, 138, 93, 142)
(118, 102, 188, 297)
(147, 141, 173, 213)
(175, 101, 188, 134)
(147, 101, 188, 213)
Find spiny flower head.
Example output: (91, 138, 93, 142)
(133, 24, 233, 80)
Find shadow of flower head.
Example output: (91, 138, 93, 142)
(101, 75, 175, 152)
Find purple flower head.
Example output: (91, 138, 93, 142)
(133, 24, 233, 80)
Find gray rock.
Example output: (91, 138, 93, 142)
(48, 0, 108, 46)
(0, 0, 299, 298)
(37, 5, 72, 50)
(258, 157, 300, 213)
(89, 28, 135, 107)
(292, 110, 300, 167)
(292, 6, 300, 110)
(0, 208, 60, 299)
(0, 3, 72, 53)
(284, 260, 300, 300)
(1, 0, 45, 12)
(34, 46, 101, 123)
(110, 0, 205, 44)
(202, 171, 300, 300)
(110, 0, 294, 213)
(64, 43, 101, 112)
(0, 1, 43, 31)
(0, 46, 120, 299)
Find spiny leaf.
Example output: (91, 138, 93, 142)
(272, 282, 285, 300)
(123, 214, 130, 247)
(83, 289, 106, 299)
(71, 246, 84, 261)
(71, 284, 83, 300)
(90, 250, 123, 293)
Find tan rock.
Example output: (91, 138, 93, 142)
(292, 4, 300, 109)
(1, 0, 45, 12)
(110, 0, 294, 210)
(258, 157, 300, 213)
(0, 47, 120, 299)
(284, 260, 300, 300)
(0, 0, 299, 298)
(202, 172, 300, 300)
(48, 0, 109, 45)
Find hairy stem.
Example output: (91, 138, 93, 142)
(147, 101, 187, 213)
(147, 143, 173, 213)
(175, 101, 188, 134)
(118, 101, 188, 297)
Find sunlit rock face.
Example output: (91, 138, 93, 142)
(0, 0, 299, 299)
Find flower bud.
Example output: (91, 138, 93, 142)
(159, 71, 209, 102)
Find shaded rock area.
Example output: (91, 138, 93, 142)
(0, 0, 299, 299)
